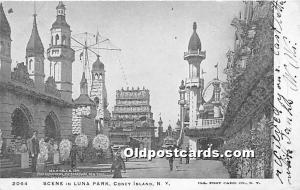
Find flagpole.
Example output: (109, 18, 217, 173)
(217, 63, 219, 80)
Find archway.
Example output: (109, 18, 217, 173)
(45, 112, 61, 141)
(11, 105, 33, 139)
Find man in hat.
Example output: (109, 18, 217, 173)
(28, 130, 39, 173)
(167, 146, 175, 171)
(185, 146, 190, 164)
(70, 144, 78, 169)
(111, 151, 126, 178)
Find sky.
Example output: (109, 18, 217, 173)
(4, 1, 243, 129)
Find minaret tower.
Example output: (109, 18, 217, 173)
(47, 1, 74, 102)
(0, 3, 12, 82)
(158, 116, 163, 141)
(90, 55, 108, 134)
(184, 22, 206, 128)
(178, 80, 186, 127)
(26, 9, 45, 91)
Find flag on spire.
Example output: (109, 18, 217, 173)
(8, 8, 13, 14)
(95, 30, 100, 44)
(215, 62, 219, 79)
(79, 51, 83, 60)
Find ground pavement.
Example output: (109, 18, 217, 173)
(0, 158, 229, 178)
(122, 158, 229, 178)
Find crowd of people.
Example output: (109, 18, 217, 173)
(24, 132, 191, 178)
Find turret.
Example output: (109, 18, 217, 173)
(184, 22, 206, 127)
(47, 1, 74, 102)
(0, 3, 12, 81)
(158, 116, 163, 140)
(90, 55, 108, 134)
(26, 13, 45, 90)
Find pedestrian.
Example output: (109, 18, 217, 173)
(111, 151, 126, 178)
(177, 146, 183, 164)
(185, 146, 190, 164)
(167, 146, 175, 171)
(70, 144, 77, 169)
(28, 130, 39, 173)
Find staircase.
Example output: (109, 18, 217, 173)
(0, 158, 20, 169)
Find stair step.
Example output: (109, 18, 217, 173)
(0, 164, 20, 168)
(0, 159, 12, 162)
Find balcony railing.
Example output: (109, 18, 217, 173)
(184, 50, 206, 58)
(194, 118, 223, 129)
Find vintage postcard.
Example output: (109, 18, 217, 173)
(0, 0, 299, 190)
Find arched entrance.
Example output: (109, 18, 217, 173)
(11, 105, 33, 139)
(45, 112, 61, 140)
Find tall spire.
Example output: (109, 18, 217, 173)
(74, 72, 94, 106)
(33, 1, 36, 17)
(0, 3, 11, 39)
(80, 72, 88, 95)
(26, 8, 44, 58)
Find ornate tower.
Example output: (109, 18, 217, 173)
(178, 80, 186, 127)
(90, 55, 108, 134)
(0, 3, 12, 82)
(47, 1, 74, 102)
(72, 72, 96, 136)
(26, 12, 45, 91)
(184, 22, 206, 128)
(158, 116, 163, 141)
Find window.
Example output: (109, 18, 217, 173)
(94, 97, 99, 105)
(0, 41, 4, 54)
(62, 35, 66, 45)
(55, 34, 59, 45)
(94, 73, 99, 80)
(29, 59, 33, 70)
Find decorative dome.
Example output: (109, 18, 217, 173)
(0, 3, 11, 38)
(158, 117, 163, 125)
(26, 15, 44, 57)
(51, 1, 70, 29)
(92, 55, 104, 71)
(188, 22, 201, 52)
(52, 16, 70, 29)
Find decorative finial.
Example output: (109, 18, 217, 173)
(33, 1, 37, 17)
(215, 63, 219, 80)
(193, 22, 197, 31)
